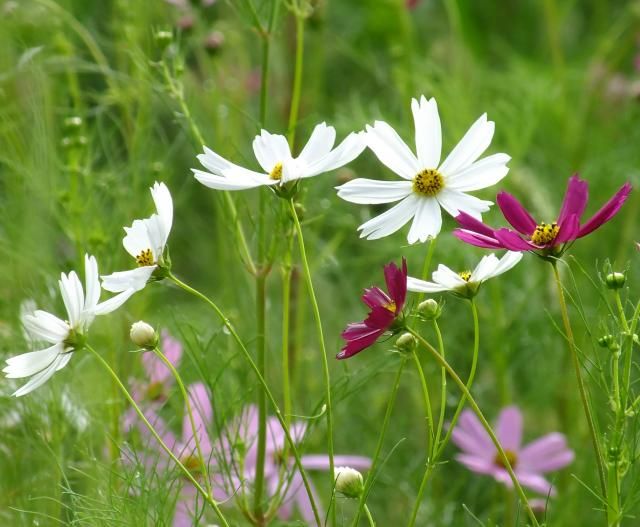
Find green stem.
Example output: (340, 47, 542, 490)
(152, 347, 214, 500)
(253, 273, 268, 522)
(167, 272, 322, 526)
(432, 318, 448, 452)
(407, 328, 540, 527)
(353, 358, 407, 527)
(259, 0, 280, 128)
(282, 234, 295, 428)
(287, 12, 305, 148)
(288, 199, 335, 524)
(411, 350, 434, 448)
(551, 263, 607, 496)
(364, 504, 376, 527)
(87, 345, 230, 527)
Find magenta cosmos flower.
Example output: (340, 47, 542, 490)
(338, 258, 408, 359)
(454, 174, 631, 255)
(452, 406, 574, 496)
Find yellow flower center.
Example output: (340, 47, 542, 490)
(136, 248, 154, 267)
(383, 301, 397, 313)
(530, 222, 559, 245)
(412, 168, 444, 197)
(494, 449, 518, 470)
(458, 270, 472, 282)
(180, 454, 204, 477)
(269, 162, 283, 181)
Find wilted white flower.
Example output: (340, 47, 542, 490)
(337, 96, 510, 243)
(192, 123, 365, 192)
(407, 251, 522, 298)
(3, 255, 129, 397)
(101, 181, 173, 299)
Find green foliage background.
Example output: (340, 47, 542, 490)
(1, 0, 640, 525)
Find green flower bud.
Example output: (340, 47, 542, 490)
(334, 466, 364, 498)
(154, 29, 173, 50)
(130, 321, 158, 350)
(605, 272, 626, 289)
(395, 332, 417, 352)
(418, 299, 441, 320)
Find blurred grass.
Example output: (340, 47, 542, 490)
(1, 0, 640, 525)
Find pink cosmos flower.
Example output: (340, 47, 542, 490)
(454, 174, 631, 255)
(338, 258, 408, 359)
(451, 406, 574, 496)
(221, 405, 371, 522)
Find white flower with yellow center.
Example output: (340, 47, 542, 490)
(192, 122, 365, 191)
(101, 181, 173, 299)
(336, 96, 510, 244)
(407, 251, 522, 298)
(3, 255, 130, 397)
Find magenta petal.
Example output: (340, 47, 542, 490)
(455, 453, 495, 475)
(384, 258, 408, 310)
(453, 410, 494, 454)
(453, 229, 504, 249)
(337, 327, 385, 359)
(557, 174, 589, 225)
(495, 406, 523, 451)
(362, 287, 391, 309)
(496, 192, 537, 235)
(493, 228, 536, 251)
(173, 489, 196, 527)
(578, 182, 632, 238)
(455, 211, 496, 237)
(363, 305, 395, 330)
(555, 213, 580, 244)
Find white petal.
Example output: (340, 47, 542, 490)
(482, 251, 523, 281)
(407, 197, 442, 244)
(93, 289, 137, 315)
(365, 121, 420, 180)
(436, 188, 492, 220)
(439, 114, 495, 175)
(445, 154, 511, 192)
(123, 219, 154, 260)
(144, 215, 166, 257)
(469, 254, 501, 283)
(301, 132, 366, 179)
(84, 254, 101, 313)
(251, 130, 291, 172)
(55, 352, 73, 371)
(406, 276, 450, 293)
(22, 311, 69, 343)
(4, 343, 63, 378)
(192, 169, 274, 191)
(101, 266, 155, 293)
(197, 146, 270, 181)
(297, 122, 336, 164)
(150, 182, 173, 246)
(12, 353, 67, 397)
(336, 178, 412, 204)
(431, 264, 468, 289)
(357, 194, 420, 240)
(59, 271, 84, 328)
(412, 96, 441, 168)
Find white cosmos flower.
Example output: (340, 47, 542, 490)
(336, 96, 511, 244)
(407, 251, 523, 298)
(101, 181, 173, 298)
(3, 255, 130, 397)
(192, 122, 365, 190)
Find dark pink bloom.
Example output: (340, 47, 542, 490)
(454, 174, 631, 255)
(452, 406, 574, 496)
(338, 258, 408, 359)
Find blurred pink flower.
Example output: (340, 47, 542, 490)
(451, 406, 574, 496)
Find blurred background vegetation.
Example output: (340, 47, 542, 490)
(1, 0, 640, 525)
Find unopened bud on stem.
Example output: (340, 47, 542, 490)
(130, 321, 158, 350)
(605, 272, 626, 290)
(334, 466, 364, 498)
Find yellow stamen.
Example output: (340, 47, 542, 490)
(494, 449, 518, 470)
(412, 168, 444, 197)
(530, 222, 559, 245)
(383, 301, 397, 313)
(135, 248, 154, 267)
(269, 162, 283, 181)
(458, 270, 472, 282)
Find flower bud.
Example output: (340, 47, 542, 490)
(334, 466, 364, 498)
(130, 321, 158, 349)
(395, 332, 417, 352)
(598, 334, 614, 348)
(154, 29, 173, 50)
(605, 272, 626, 289)
(418, 298, 440, 319)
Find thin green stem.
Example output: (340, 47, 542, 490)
(282, 233, 295, 428)
(353, 358, 407, 527)
(287, 12, 305, 148)
(253, 273, 268, 522)
(167, 272, 322, 526)
(87, 345, 230, 527)
(551, 263, 607, 496)
(432, 319, 448, 451)
(411, 350, 434, 448)
(259, 0, 280, 128)
(407, 328, 540, 527)
(152, 347, 214, 499)
(288, 199, 335, 524)
(364, 504, 376, 527)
